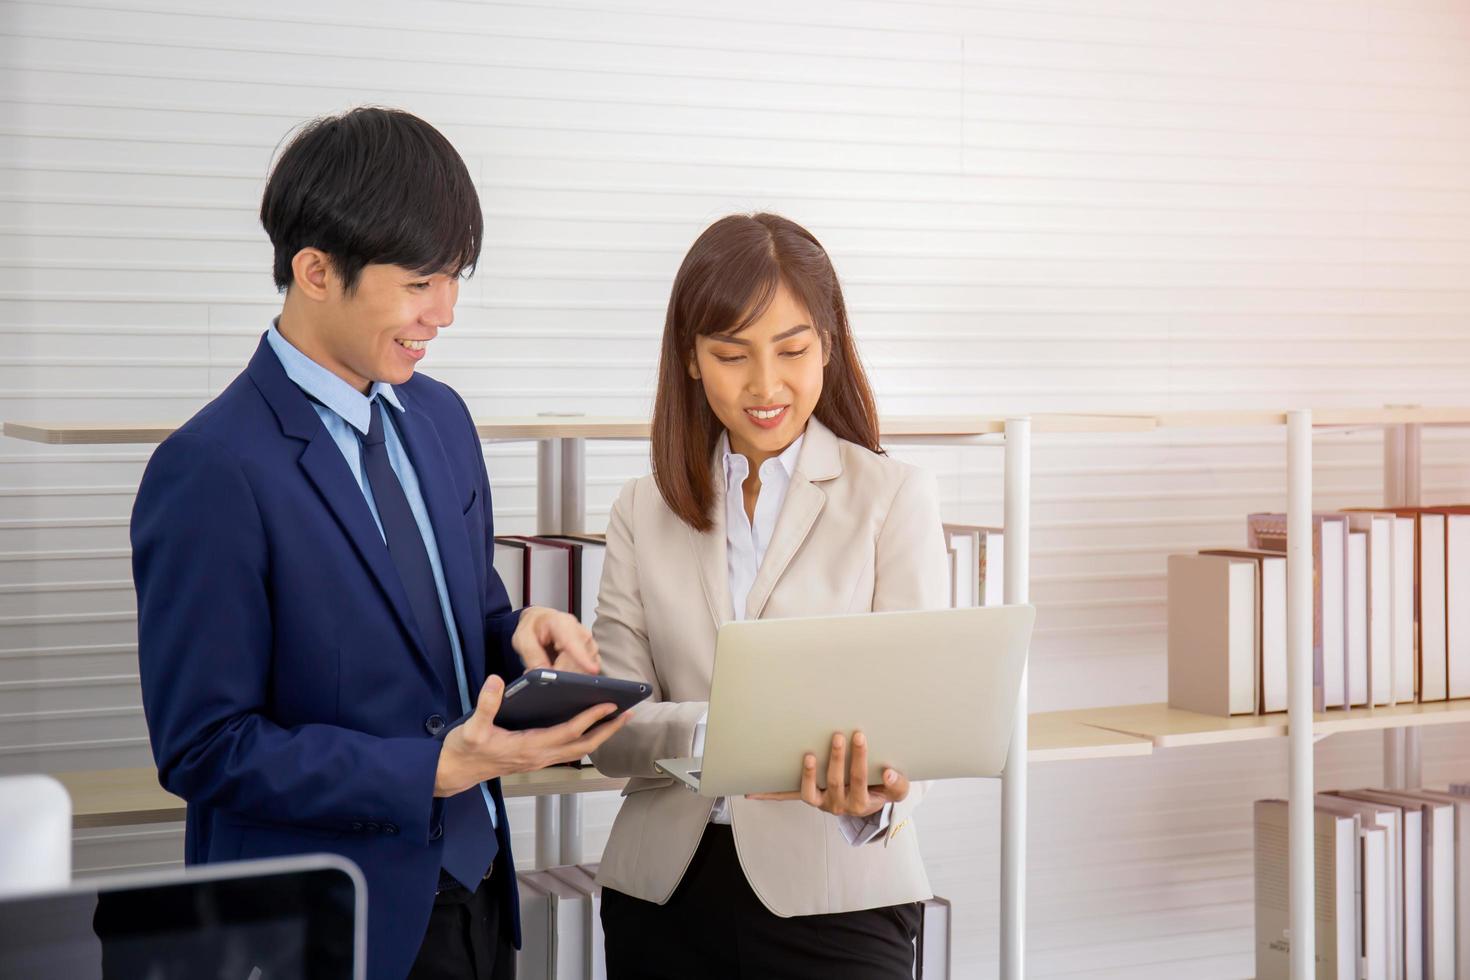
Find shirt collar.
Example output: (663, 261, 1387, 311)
(266, 320, 403, 434)
(720, 429, 805, 488)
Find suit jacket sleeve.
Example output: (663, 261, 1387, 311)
(133, 432, 443, 840)
(867, 464, 951, 834)
(453, 388, 524, 680)
(588, 479, 707, 779)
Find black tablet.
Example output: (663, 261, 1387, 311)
(488, 668, 650, 731)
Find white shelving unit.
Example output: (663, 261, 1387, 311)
(1061, 406, 1470, 980)
(10, 411, 1172, 978)
(15, 406, 1462, 977)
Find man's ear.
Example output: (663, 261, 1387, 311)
(290, 248, 334, 302)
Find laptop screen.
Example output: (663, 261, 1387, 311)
(0, 856, 363, 980)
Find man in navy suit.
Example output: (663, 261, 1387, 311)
(131, 108, 630, 980)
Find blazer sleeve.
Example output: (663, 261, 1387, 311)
(587, 479, 707, 779)
(872, 465, 951, 614)
(454, 389, 524, 680)
(132, 432, 443, 841)
(867, 463, 951, 833)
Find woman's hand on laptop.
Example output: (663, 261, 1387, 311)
(434, 675, 631, 796)
(746, 731, 908, 817)
(513, 606, 600, 674)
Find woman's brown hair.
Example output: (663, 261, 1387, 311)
(650, 213, 882, 532)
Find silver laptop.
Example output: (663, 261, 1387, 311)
(0, 854, 366, 980)
(655, 604, 1034, 797)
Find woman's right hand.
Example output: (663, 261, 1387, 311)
(746, 730, 909, 818)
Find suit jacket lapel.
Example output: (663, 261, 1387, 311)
(689, 454, 735, 630)
(743, 418, 843, 621)
(247, 334, 437, 683)
(392, 395, 488, 694)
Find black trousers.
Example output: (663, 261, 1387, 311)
(407, 863, 516, 980)
(601, 824, 920, 980)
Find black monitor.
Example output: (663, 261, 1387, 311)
(0, 854, 364, 980)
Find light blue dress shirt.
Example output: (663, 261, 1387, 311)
(266, 324, 497, 828)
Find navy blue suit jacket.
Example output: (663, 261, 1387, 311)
(132, 335, 523, 980)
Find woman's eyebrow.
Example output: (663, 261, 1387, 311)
(707, 324, 812, 345)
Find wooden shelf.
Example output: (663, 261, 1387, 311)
(29, 407, 1469, 446)
(1144, 407, 1470, 429)
(2, 413, 1158, 446)
(1027, 711, 1154, 762)
(52, 765, 628, 830)
(55, 767, 188, 829)
(1049, 699, 1470, 750)
(1309, 698, 1470, 736)
(1049, 703, 1288, 748)
(3, 421, 181, 445)
(500, 765, 627, 798)
(55, 718, 1151, 829)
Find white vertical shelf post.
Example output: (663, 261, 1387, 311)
(1403, 423, 1423, 789)
(1000, 417, 1030, 980)
(1383, 423, 1408, 789)
(535, 437, 562, 869)
(559, 437, 587, 867)
(1286, 410, 1314, 980)
(1381, 419, 1424, 790)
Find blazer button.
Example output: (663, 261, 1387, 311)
(365, 822, 381, 834)
(429, 823, 444, 841)
(425, 714, 446, 736)
(384, 823, 399, 835)
(351, 822, 364, 833)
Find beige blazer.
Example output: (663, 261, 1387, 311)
(589, 417, 950, 917)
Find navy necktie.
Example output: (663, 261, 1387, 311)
(361, 398, 497, 890)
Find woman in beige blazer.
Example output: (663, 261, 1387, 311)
(589, 213, 949, 979)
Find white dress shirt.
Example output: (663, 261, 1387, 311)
(692, 430, 890, 845)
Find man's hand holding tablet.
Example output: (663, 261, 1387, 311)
(433, 669, 647, 797)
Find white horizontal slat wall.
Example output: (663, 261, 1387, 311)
(4, 0, 1470, 973)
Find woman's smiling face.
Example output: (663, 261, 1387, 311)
(688, 280, 828, 466)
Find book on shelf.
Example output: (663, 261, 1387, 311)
(1315, 793, 1402, 979)
(1347, 530, 1370, 708)
(1344, 512, 1398, 707)
(1397, 789, 1469, 978)
(500, 536, 575, 617)
(1354, 509, 1448, 703)
(943, 524, 1003, 608)
(1446, 512, 1470, 700)
(916, 895, 951, 979)
(1346, 789, 1457, 980)
(1200, 548, 1287, 714)
(517, 872, 552, 980)
(574, 863, 606, 980)
(1167, 553, 1258, 716)
(546, 534, 607, 628)
(1416, 511, 1449, 703)
(1247, 512, 1348, 711)
(546, 864, 604, 980)
(1330, 791, 1419, 980)
(1173, 498, 1470, 714)
(1255, 799, 1357, 980)
(494, 536, 530, 608)
(1387, 515, 1417, 704)
(520, 869, 590, 980)
(1363, 823, 1391, 980)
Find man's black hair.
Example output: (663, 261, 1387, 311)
(260, 107, 483, 293)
